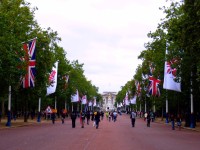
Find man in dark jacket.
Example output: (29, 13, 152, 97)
(86, 111, 90, 125)
(71, 111, 77, 128)
(95, 111, 101, 129)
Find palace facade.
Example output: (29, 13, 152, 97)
(102, 92, 117, 111)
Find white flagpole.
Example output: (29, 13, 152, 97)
(55, 96, 57, 110)
(37, 97, 41, 122)
(6, 86, 12, 126)
(65, 100, 67, 110)
(166, 92, 169, 123)
(38, 97, 41, 112)
(190, 72, 194, 128)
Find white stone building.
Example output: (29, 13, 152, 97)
(102, 92, 117, 111)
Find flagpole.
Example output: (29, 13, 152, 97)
(165, 90, 169, 123)
(37, 97, 41, 122)
(55, 96, 57, 110)
(153, 98, 156, 113)
(65, 100, 67, 110)
(145, 96, 147, 113)
(6, 86, 11, 127)
(190, 72, 194, 128)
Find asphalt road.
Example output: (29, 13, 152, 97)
(0, 114, 200, 150)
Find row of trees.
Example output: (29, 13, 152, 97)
(0, 0, 102, 121)
(116, 0, 200, 120)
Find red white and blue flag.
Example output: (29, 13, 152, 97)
(47, 61, 58, 95)
(163, 49, 181, 92)
(148, 75, 161, 97)
(22, 39, 36, 88)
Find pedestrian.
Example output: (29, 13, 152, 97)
(86, 111, 90, 125)
(130, 110, 136, 127)
(150, 111, 154, 122)
(144, 112, 147, 121)
(71, 111, 77, 128)
(61, 110, 65, 124)
(113, 111, 117, 122)
(170, 113, 175, 130)
(147, 111, 151, 127)
(51, 112, 56, 124)
(80, 112, 85, 128)
(94, 111, 100, 129)
(177, 114, 181, 130)
(105, 111, 109, 120)
(93, 111, 97, 127)
(111, 112, 114, 121)
(100, 111, 104, 120)
(108, 112, 111, 122)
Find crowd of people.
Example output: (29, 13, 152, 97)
(0, 107, 190, 131)
(54, 109, 184, 130)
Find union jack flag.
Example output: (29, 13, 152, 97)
(148, 75, 161, 97)
(22, 39, 36, 88)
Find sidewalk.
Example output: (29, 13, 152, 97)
(0, 118, 49, 129)
(154, 117, 200, 132)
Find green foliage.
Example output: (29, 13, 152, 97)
(0, 0, 101, 117)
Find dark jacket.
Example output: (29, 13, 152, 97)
(71, 112, 77, 120)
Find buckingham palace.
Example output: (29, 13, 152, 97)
(102, 92, 117, 111)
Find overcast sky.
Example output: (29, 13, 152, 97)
(29, 0, 170, 93)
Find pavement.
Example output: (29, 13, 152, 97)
(153, 117, 200, 132)
(0, 117, 50, 129)
(0, 116, 200, 132)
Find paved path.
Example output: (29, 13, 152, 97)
(0, 114, 200, 150)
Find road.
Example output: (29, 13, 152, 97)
(0, 114, 200, 150)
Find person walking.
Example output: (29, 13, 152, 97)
(80, 112, 85, 128)
(71, 111, 77, 128)
(105, 111, 109, 120)
(177, 114, 182, 130)
(108, 112, 111, 122)
(144, 112, 147, 122)
(94, 111, 100, 129)
(61, 109, 66, 124)
(170, 113, 175, 130)
(130, 110, 136, 127)
(113, 111, 118, 122)
(86, 111, 90, 125)
(51, 111, 56, 124)
(147, 111, 151, 127)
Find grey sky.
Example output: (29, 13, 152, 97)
(29, 0, 170, 93)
